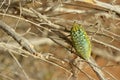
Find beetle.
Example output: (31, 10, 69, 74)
(71, 22, 91, 60)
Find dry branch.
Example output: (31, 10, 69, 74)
(0, 0, 119, 79)
(94, 0, 120, 15)
(0, 20, 36, 54)
(0, 20, 72, 77)
(74, 0, 120, 15)
(88, 58, 106, 80)
(0, 20, 106, 80)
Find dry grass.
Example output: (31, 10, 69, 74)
(0, 0, 120, 80)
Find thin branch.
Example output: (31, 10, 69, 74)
(92, 38, 120, 52)
(0, 21, 72, 76)
(9, 51, 30, 80)
(0, 42, 72, 77)
(0, 73, 14, 80)
(0, 19, 70, 72)
(30, 8, 61, 29)
(0, 20, 36, 54)
(72, 57, 95, 80)
(74, 0, 120, 15)
(94, 0, 120, 15)
(0, 12, 54, 34)
(88, 58, 106, 80)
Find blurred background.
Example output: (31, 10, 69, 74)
(0, 0, 120, 80)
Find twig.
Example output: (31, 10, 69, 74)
(0, 41, 71, 75)
(92, 45, 120, 62)
(92, 38, 120, 52)
(94, 0, 120, 15)
(0, 21, 72, 76)
(0, 38, 55, 47)
(30, 8, 61, 29)
(0, 42, 29, 57)
(87, 58, 106, 80)
(72, 57, 95, 80)
(53, 7, 87, 14)
(0, 0, 6, 8)
(74, 0, 120, 15)
(0, 73, 14, 80)
(9, 51, 30, 80)
(0, 20, 36, 54)
(0, 13, 50, 32)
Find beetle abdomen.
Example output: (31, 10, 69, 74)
(71, 22, 91, 60)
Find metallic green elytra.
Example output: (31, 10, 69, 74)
(71, 22, 91, 60)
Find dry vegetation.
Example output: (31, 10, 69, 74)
(0, 0, 120, 80)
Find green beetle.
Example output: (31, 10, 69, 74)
(71, 22, 91, 60)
